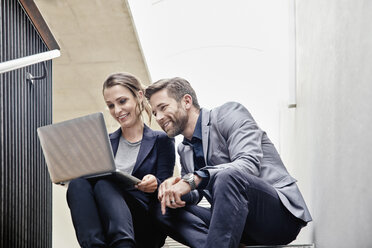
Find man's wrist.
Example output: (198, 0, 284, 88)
(182, 173, 197, 190)
(194, 174, 202, 187)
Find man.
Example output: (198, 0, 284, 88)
(145, 77, 312, 248)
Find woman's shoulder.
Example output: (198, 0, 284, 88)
(109, 127, 121, 139)
(145, 125, 174, 143)
(151, 129, 171, 140)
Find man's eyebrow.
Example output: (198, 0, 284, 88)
(156, 103, 166, 108)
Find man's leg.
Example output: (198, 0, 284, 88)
(93, 179, 136, 248)
(154, 203, 209, 248)
(66, 178, 106, 248)
(208, 167, 304, 248)
(239, 176, 305, 245)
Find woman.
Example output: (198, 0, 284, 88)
(67, 72, 175, 248)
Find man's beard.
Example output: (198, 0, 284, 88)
(167, 108, 188, 138)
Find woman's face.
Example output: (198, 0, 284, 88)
(103, 85, 143, 129)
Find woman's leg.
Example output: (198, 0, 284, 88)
(93, 179, 136, 248)
(126, 199, 167, 248)
(66, 178, 106, 248)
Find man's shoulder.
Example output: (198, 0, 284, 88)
(214, 101, 244, 111)
(211, 101, 249, 120)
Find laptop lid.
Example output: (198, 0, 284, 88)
(37, 112, 116, 184)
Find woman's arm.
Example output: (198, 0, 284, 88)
(155, 133, 175, 184)
(136, 133, 175, 193)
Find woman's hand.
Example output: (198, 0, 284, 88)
(135, 174, 158, 193)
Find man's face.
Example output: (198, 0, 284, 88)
(149, 89, 188, 138)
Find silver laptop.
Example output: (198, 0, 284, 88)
(37, 112, 141, 186)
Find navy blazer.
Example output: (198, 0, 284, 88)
(109, 124, 175, 209)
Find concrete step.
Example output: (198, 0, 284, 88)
(245, 245, 314, 248)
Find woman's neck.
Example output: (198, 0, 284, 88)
(121, 121, 144, 143)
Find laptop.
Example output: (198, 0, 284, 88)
(37, 112, 141, 186)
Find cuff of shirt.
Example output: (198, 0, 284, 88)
(194, 170, 210, 189)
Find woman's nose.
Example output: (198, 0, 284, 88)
(114, 104, 121, 115)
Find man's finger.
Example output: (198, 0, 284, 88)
(161, 196, 168, 215)
(174, 192, 186, 207)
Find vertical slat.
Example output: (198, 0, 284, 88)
(0, 0, 53, 247)
(0, 1, 3, 247)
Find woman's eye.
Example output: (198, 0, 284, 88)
(119, 99, 127, 104)
(107, 104, 114, 109)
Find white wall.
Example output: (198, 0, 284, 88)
(293, 0, 372, 247)
(127, 0, 312, 244)
(127, 0, 291, 153)
(128, 0, 296, 144)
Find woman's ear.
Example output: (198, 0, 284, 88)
(138, 90, 144, 103)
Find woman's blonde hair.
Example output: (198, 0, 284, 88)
(102, 72, 152, 124)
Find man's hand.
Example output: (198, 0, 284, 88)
(158, 176, 180, 201)
(158, 176, 193, 215)
(135, 174, 158, 193)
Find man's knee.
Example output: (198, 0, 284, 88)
(213, 167, 250, 189)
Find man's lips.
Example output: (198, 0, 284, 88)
(162, 121, 171, 130)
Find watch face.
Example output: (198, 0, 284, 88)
(184, 173, 193, 180)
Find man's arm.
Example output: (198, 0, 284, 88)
(199, 102, 263, 189)
(157, 174, 203, 215)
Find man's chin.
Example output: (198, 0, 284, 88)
(166, 131, 176, 138)
(165, 129, 180, 138)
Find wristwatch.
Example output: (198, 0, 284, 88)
(182, 173, 196, 190)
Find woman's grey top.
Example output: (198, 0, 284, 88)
(114, 136, 141, 175)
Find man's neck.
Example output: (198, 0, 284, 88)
(183, 108, 200, 140)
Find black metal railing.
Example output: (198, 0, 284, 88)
(1, 0, 53, 247)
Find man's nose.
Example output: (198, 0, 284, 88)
(156, 112, 164, 122)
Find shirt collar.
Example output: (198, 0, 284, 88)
(183, 112, 202, 145)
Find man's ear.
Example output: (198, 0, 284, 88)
(183, 94, 193, 110)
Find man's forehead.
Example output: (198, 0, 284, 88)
(150, 89, 172, 104)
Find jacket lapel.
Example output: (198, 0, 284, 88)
(132, 125, 157, 174)
(178, 144, 195, 173)
(201, 108, 211, 164)
(109, 128, 122, 157)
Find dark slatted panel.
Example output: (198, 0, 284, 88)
(0, 0, 53, 247)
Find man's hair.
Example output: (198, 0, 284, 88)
(144, 77, 200, 109)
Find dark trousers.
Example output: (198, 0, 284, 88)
(67, 178, 164, 248)
(155, 167, 306, 248)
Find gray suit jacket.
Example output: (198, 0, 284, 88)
(178, 102, 312, 222)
